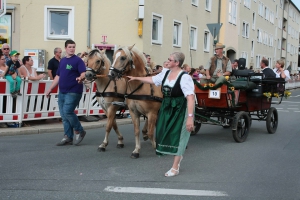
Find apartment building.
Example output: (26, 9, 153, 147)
(1, 0, 299, 73)
(219, 0, 300, 73)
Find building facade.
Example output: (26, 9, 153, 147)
(219, 0, 300, 73)
(2, 0, 300, 73)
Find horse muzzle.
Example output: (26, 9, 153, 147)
(85, 70, 96, 81)
(109, 67, 123, 80)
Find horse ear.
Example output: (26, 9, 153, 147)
(128, 44, 135, 51)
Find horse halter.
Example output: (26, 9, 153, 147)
(110, 52, 135, 79)
(85, 57, 106, 81)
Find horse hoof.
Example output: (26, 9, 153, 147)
(130, 153, 139, 159)
(117, 144, 124, 148)
(97, 147, 106, 152)
(143, 136, 148, 141)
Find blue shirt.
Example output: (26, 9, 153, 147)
(57, 55, 86, 93)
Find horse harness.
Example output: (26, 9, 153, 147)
(95, 77, 125, 99)
(125, 73, 163, 103)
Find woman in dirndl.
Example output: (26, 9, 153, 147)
(127, 52, 195, 177)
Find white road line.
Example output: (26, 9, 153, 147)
(278, 110, 289, 112)
(104, 186, 228, 197)
(276, 108, 283, 109)
(294, 111, 300, 112)
(287, 108, 299, 109)
(282, 101, 300, 103)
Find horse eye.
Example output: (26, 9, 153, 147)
(120, 56, 126, 61)
(96, 60, 101, 63)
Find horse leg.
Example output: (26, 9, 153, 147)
(97, 111, 115, 152)
(112, 118, 124, 148)
(146, 113, 157, 149)
(130, 113, 141, 159)
(142, 118, 148, 141)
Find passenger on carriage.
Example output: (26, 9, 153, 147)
(260, 59, 276, 78)
(273, 59, 291, 81)
(201, 42, 232, 85)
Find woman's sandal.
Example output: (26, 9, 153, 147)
(165, 168, 179, 177)
(165, 156, 183, 177)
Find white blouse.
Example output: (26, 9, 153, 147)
(273, 68, 290, 81)
(152, 69, 195, 97)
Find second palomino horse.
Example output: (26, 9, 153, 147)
(109, 45, 163, 158)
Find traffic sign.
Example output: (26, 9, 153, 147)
(206, 23, 222, 39)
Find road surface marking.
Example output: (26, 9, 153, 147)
(104, 186, 228, 197)
(282, 101, 300, 103)
(287, 108, 298, 109)
(294, 111, 300, 112)
(278, 110, 289, 112)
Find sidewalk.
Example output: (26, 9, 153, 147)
(0, 117, 138, 137)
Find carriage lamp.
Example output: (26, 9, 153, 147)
(138, 20, 143, 37)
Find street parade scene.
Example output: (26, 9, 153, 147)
(1, 0, 300, 199)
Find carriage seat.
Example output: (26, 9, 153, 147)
(231, 79, 257, 90)
(231, 70, 257, 90)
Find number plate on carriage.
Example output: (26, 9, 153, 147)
(208, 88, 221, 99)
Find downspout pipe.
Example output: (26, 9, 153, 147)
(217, 0, 221, 43)
(87, 0, 91, 48)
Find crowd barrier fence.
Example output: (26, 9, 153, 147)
(0, 79, 108, 127)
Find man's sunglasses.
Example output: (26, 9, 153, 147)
(3, 48, 9, 50)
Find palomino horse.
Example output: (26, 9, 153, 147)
(109, 45, 163, 158)
(85, 49, 149, 152)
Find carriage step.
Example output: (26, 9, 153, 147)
(112, 101, 126, 107)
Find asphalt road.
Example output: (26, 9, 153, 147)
(0, 89, 300, 200)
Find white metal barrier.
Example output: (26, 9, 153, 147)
(0, 78, 24, 125)
(0, 79, 108, 125)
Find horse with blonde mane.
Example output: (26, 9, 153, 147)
(85, 49, 149, 152)
(109, 45, 163, 158)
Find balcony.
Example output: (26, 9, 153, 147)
(281, 49, 286, 58)
(282, 31, 287, 39)
(283, 10, 288, 20)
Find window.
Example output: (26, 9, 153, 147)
(205, 0, 212, 11)
(277, 39, 281, 50)
(244, 0, 251, 9)
(190, 26, 197, 50)
(252, 12, 256, 30)
(44, 6, 74, 40)
(280, 0, 283, 8)
(287, 43, 290, 53)
(257, 29, 262, 43)
(152, 13, 163, 44)
(242, 21, 249, 38)
(191, 0, 198, 6)
(241, 51, 248, 63)
(251, 40, 254, 57)
(204, 30, 210, 52)
(256, 55, 261, 69)
(173, 20, 182, 47)
(265, 7, 269, 20)
(229, 0, 237, 25)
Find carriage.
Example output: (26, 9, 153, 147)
(192, 69, 288, 143)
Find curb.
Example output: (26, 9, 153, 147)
(0, 118, 138, 137)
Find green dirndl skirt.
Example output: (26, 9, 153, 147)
(156, 96, 190, 156)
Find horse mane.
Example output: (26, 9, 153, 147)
(120, 46, 147, 67)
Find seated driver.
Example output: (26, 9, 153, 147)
(201, 43, 232, 85)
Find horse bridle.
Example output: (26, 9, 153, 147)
(86, 56, 106, 81)
(109, 50, 135, 79)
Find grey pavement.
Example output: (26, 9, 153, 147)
(0, 116, 136, 136)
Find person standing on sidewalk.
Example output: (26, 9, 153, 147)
(47, 47, 62, 80)
(46, 40, 87, 146)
